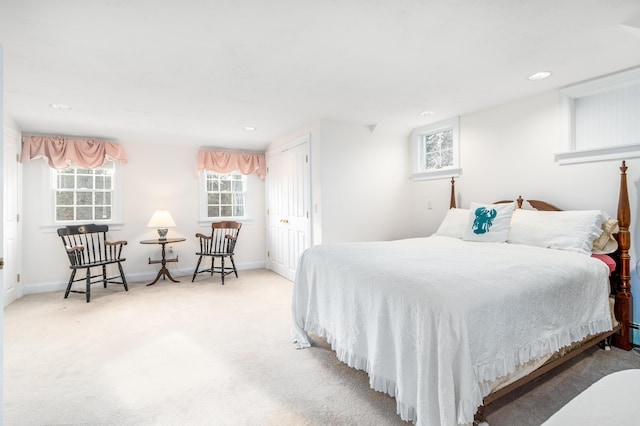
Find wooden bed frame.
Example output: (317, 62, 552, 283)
(448, 161, 634, 422)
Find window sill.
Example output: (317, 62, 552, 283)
(40, 221, 124, 233)
(554, 144, 640, 165)
(410, 167, 461, 182)
(198, 218, 254, 228)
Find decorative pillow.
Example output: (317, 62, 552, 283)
(435, 208, 470, 239)
(592, 216, 618, 254)
(507, 209, 604, 255)
(462, 202, 516, 243)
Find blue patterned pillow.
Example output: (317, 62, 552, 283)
(463, 202, 516, 242)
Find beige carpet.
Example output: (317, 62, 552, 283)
(3, 269, 639, 426)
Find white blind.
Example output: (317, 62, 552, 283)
(574, 82, 640, 150)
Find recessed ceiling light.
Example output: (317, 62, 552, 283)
(419, 110, 435, 116)
(528, 71, 552, 81)
(243, 126, 256, 131)
(49, 103, 71, 110)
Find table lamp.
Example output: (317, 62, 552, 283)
(147, 210, 176, 240)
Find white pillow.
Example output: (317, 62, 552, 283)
(463, 202, 516, 243)
(435, 208, 470, 238)
(507, 209, 604, 255)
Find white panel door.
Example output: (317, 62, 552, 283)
(266, 137, 310, 281)
(3, 127, 21, 306)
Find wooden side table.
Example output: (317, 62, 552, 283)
(140, 237, 187, 286)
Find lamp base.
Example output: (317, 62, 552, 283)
(157, 228, 168, 239)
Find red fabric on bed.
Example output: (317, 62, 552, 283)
(591, 254, 616, 275)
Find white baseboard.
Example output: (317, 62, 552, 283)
(22, 261, 266, 296)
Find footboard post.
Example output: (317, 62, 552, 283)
(613, 161, 633, 351)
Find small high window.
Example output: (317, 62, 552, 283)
(410, 117, 461, 181)
(424, 128, 454, 170)
(557, 67, 640, 164)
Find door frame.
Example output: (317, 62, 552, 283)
(3, 125, 22, 306)
(1, 45, 6, 426)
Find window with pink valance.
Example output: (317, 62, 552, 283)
(197, 150, 266, 179)
(21, 135, 128, 169)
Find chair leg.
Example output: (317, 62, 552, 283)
(192, 255, 204, 282)
(210, 257, 215, 276)
(118, 262, 128, 291)
(65, 270, 76, 299)
(221, 256, 225, 285)
(230, 255, 238, 278)
(102, 265, 108, 288)
(85, 269, 91, 303)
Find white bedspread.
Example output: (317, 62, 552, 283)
(291, 236, 613, 426)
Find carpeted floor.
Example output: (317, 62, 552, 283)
(3, 269, 639, 425)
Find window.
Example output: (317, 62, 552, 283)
(52, 162, 116, 222)
(424, 128, 454, 170)
(410, 117, 461, 181)
(201, 171, 246, 219)
(557, 67, 640, 164)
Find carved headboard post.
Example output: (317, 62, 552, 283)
(613, 161, 633, 350)
(450, 177, 456, 209)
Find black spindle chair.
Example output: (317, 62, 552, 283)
(192, 221, 242, 284)
(57, 224, 128, 302)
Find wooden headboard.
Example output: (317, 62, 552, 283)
(448, 161, 633, 350)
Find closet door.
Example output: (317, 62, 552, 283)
(266, 136, 310, 281)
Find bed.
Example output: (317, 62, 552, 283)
(291, 161, 633, 426)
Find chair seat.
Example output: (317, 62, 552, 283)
(68, 258, 126, 269)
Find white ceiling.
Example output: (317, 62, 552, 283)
(2, 1, 640, 151)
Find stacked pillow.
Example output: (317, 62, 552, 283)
(435, 204, 617, 256)
(507, 209, 606, 255)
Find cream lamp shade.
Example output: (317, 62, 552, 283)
(147, 210, 176, 239)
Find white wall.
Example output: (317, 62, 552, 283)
(319, 120, 412, 243)
(268, 119, 413, 246)
(20, 141, 266, 293)
(411, 90, 640, 335)
(412, 91, 640, 233)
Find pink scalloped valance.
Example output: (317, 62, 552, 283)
(197, 150, 266, 179)
(21, 135, 128, 169)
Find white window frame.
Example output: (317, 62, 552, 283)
(410, 116, 461, 181)
(41, 161, 123, 231)
(198, 170, 249, 226)
(556, 67, 640, 165)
